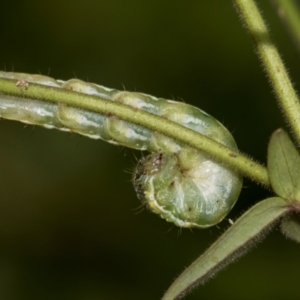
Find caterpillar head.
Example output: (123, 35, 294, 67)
(133, 152, 242, 228)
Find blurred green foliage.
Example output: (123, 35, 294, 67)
(0, 0, 300, 299)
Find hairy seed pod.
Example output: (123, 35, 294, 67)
(0, 71, 243, 228)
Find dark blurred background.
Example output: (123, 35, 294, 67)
(0, 1, 299, 299)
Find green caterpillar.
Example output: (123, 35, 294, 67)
(0, 71, 243, 228)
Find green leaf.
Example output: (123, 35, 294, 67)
(268, 129, 300, 200)
(281, 213, 300, 243)
(162, 197, 288, 300)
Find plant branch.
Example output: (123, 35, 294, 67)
(233, 0, 300, 145)
(0, 76, 269, 186)
(271, 0, 300, 53)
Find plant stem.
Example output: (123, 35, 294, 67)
(0, 76, 269, 186)
(271, 0, 300, 53)
(233, 0, 300, 145)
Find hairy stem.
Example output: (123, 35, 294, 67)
(233, 0, 300, 145)
(271, 0, 300, 53)
(0, 76, 269, 186)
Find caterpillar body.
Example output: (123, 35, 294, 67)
(0, 71, 242, 228)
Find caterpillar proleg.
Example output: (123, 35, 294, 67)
(0, 71, 242, 228)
